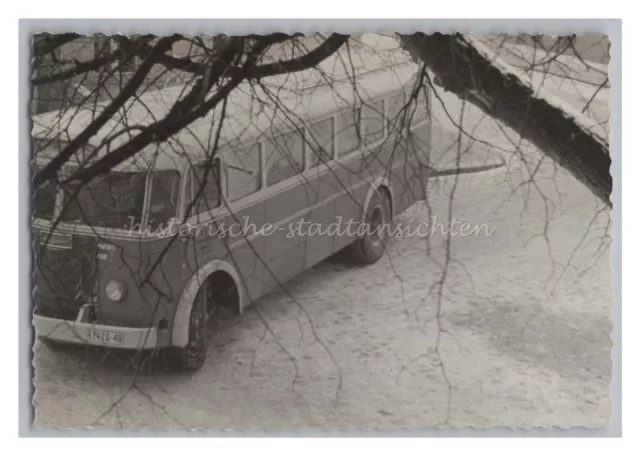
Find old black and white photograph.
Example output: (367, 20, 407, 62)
(28, 28, 613, 430)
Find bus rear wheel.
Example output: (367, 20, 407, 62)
(165, 282, 210, 372)
(347, 189, 391, 265)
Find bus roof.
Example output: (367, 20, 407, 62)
(32, 36, 422, 172)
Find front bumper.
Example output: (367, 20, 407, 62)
(33, 314, 158, 350)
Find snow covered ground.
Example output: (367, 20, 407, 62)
(428, 39, 610, 171)
(32, 44, 612, 430)
(32, 160, 612, 429)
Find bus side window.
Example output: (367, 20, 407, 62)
(335, 109, 361, 156)
(222, 143, 261, 202)
(387, 92, 407, 134)
(189, 161, 221, 216)
(361, 99, 385, 145)
(264, 129, 305, 186)
(307, 117, 334, 168)
(148, 170, 180, 229)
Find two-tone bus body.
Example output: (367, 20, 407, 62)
(32, 56, 431, 370)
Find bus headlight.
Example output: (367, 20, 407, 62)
(105, 280, 127, 302)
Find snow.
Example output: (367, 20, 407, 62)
(465, 35, 609, 149)
(32, 151, 612, 428)
(426, 37, 610, 172)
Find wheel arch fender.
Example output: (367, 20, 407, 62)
(362, 176, 394, 221)
(172, 259, 244, 348)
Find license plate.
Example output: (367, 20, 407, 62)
(86, 329, 124, 346)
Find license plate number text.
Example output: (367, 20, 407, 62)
(86, 329, 124, 345)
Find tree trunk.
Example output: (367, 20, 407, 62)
(399, 33, 612, 208)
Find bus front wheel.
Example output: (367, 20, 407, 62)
(165, 283, 210, 372)
(347, 189, 391, 265)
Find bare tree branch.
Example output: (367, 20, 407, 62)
(94, 33, 349, 80)
(247, 34, 349, 79)
(62, 38, 275, 184)
(35, 33, 348, 186)
(32, 51, 123, 85)
(399, 32, 612, 207)
(32, 33, 81, 58)
(32, 35, 159, 85)
(34, 35, 181, 187)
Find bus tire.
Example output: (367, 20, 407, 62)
(166, 282, 210, 372)
(347, 189, 391, 265)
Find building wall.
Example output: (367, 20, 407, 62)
(32, 35, 216, 114)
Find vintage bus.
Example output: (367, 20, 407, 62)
(31, 57, 432, 371)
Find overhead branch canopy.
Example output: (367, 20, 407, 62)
(31, 32, 611, 208)
(32, 33, 350, 187)
(398, 32, 611, 208)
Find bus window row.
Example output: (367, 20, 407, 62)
(186, 88, 429, 216)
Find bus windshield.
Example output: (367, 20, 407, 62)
(61, 172, 148, 229)
(32, 168, 181, 231)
